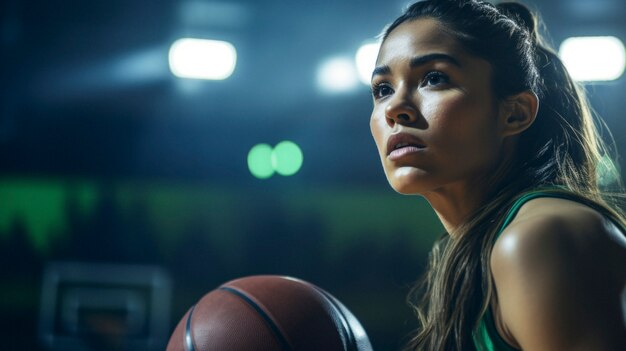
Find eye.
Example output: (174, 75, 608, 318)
(371, 82, 394, 99)
(422, 71, 450, 87)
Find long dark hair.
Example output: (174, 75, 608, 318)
(378, 1, 625, 350)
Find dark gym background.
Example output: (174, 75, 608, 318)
(1, 0, 624, 350)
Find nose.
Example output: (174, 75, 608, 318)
(384, 92, 419, 127)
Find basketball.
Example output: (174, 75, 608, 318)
(166, 275, 373, 351)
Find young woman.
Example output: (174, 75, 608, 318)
(369, 0, 626, 350)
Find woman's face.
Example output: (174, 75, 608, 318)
(370, 18, 506, 195)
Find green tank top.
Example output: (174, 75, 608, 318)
(472, 189, 625, 351)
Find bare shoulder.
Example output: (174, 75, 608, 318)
(493, 197, 626, 263)
(490, 197, 626, 351)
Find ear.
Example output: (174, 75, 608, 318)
(498, 90, 539, 138)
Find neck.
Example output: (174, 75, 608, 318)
(425, 146, 518, 235)
(422, 179, 493, 236)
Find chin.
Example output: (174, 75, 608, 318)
(386, 168, 433, 195)
(389, 181, 427, 195)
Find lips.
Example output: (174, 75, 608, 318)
(386, 132, 426, 157)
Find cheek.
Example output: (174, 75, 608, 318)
(430, 97, 501, 164)
(369, 112, 386, 155)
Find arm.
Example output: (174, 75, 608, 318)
(491, 207, 626, 350)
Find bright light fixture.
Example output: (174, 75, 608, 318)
(317, 57, 359, 93)
(168, 38, 237, 80)
(355, 42, 381, 85)
(558, 36, 625, 82)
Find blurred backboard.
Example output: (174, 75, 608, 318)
(38, 262, 171, 351)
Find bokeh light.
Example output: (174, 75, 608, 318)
(247, 144, 274, 179)
(559, 36, 625, 81)
(355, 42, 381, 85)
(168, 38, 237, 80)
(316, 57, 359, 93)
(596, 154, 621, 187)
(271, 141, 304, 176)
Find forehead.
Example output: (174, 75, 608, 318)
(377, 18, 467, 64)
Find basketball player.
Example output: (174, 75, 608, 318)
(369, 1, 626, 349)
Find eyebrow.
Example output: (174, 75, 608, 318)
(371, 53, 462, 80)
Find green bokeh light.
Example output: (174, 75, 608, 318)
(247, 144, 274, 179)
(271, 141, 303, 176)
